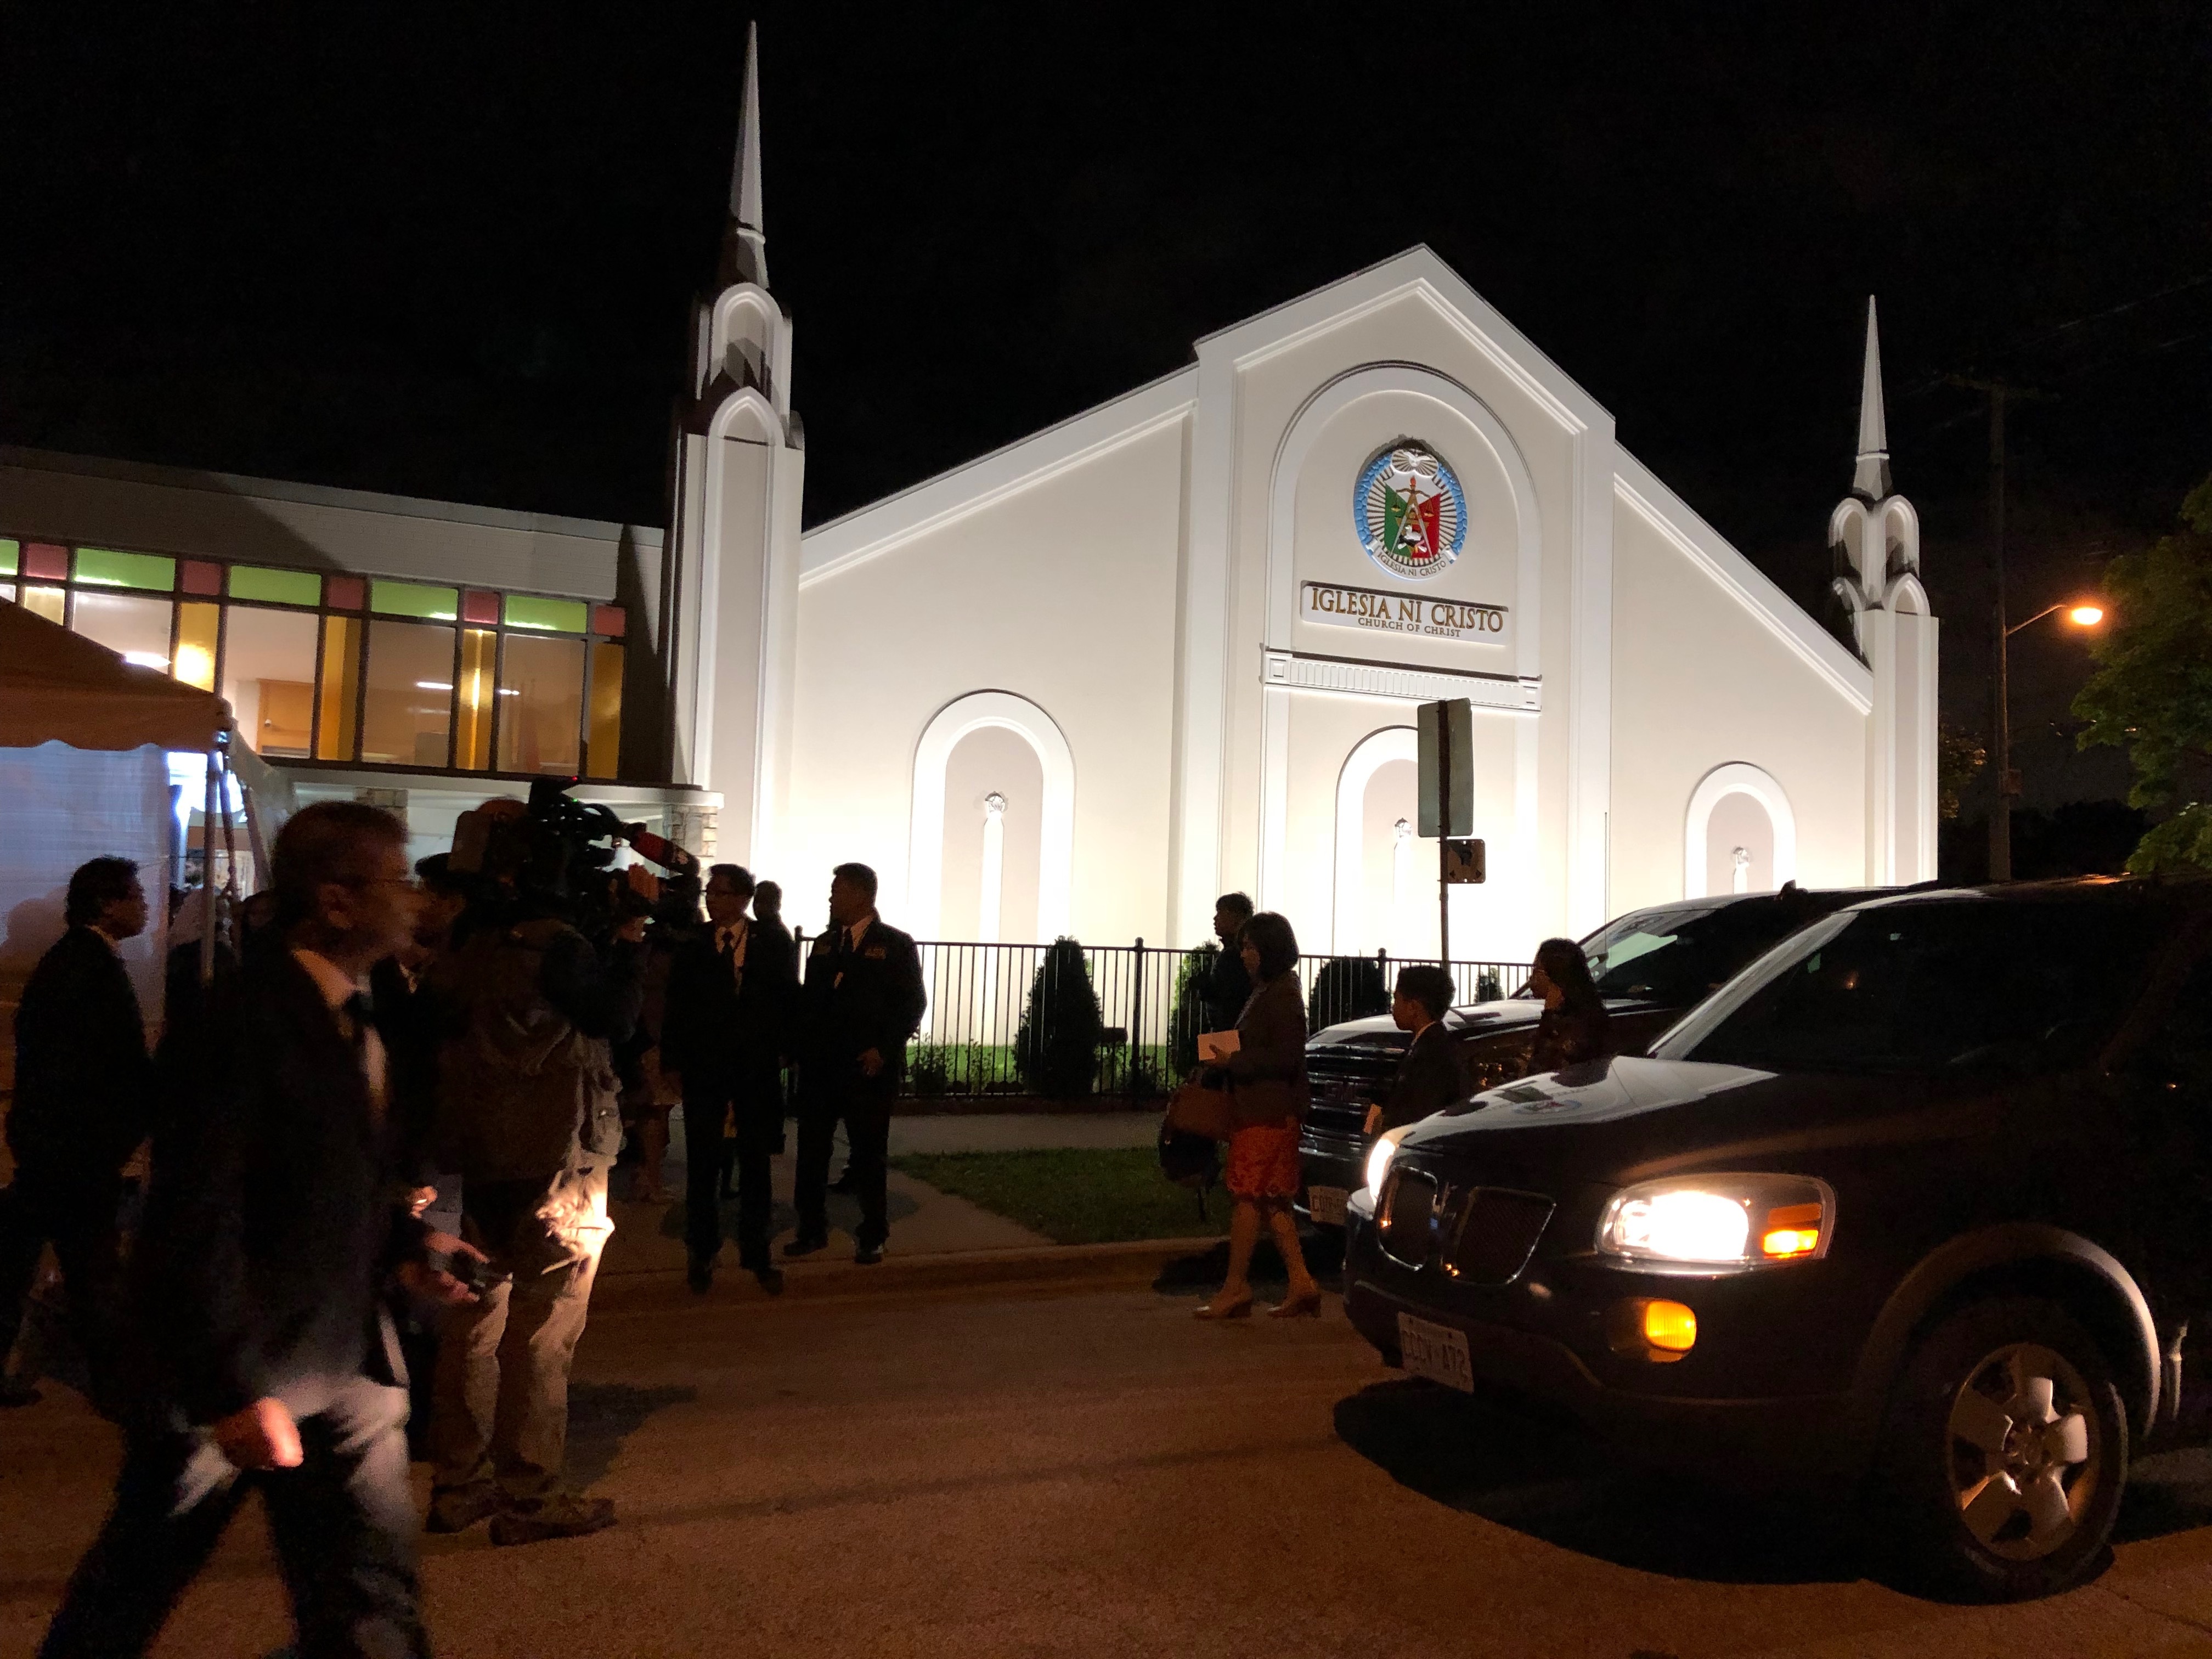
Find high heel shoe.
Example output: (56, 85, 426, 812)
(1193, 1294, 1254, 1321)
(1268, 1289, 1323, 1319)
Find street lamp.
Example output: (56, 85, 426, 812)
(1990, 599, 2107, 880)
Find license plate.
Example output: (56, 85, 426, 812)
(1306, 1185, 1348, 1226)
(1397, 1312, 1474, 1392)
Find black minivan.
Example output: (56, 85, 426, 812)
(1342, 879, 2212, 1599)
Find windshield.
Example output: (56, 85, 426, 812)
(1571, 901, 1815, 1005)
(1653, 899, 2171, 1074)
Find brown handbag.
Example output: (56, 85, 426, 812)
(1166, 1079, 1237, 1142)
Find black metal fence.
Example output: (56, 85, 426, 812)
(808, 935, 1529, 1102)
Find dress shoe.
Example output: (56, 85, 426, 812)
(1268, 1289, 1324, 1319)
(854, 1243, 884, 1266)
(744, 1262, 786, 1295)
(489, 1492, 616, 1547)
(686, 1262, 713, 1295)
(0, 1376, 42, 1408)
(1193, 1294, 1254, 1321)
(782, 1233, 830, 1260)
(425, 1485, 505, 1533)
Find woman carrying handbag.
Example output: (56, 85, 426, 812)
(1192, 911, 1323, 1321)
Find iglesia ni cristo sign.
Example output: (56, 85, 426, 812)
(1300, 580, 1509, 642)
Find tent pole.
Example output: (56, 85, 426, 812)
(200, 746, 218, 988)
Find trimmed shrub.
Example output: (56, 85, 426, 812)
(1167, 942, 1219, 1076)
(1308, 955, 1389, 1033)
(1015, 938, 1103, 1098)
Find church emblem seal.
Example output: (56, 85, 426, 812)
(1354, 444, 1465, 581)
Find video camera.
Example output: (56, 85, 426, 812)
(449, 778, 700, 940)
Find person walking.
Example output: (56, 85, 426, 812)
(423, 837, 641, 1545)
(789, 864, 924, 1266)
(751, 878, 797, 972)
(1201, 891, 1255, 1035)
(1526, 936, 1615, 1075)
(36, 802, 479, 1659)
(1367, 963, 1462, 1135)
(0, 856, 154, 1412)
(661, 864, 793, 1294)
(1196, 911, 1324, 1321)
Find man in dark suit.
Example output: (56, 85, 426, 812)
(37, 802, 479, 1659)
(789, 863, 925, 1266)
(661, 863, 792, 1295)
(0, 856, 154, 1411)
(1202, 891, 1256, 1034)
(1369, 964, 1464, 1135)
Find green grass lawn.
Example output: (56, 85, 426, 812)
(888, 1147, 1231, 1245)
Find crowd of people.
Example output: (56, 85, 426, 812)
(0, 801, 930, 1657)
(0, 804, 1612, 1657)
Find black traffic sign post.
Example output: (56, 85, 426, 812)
(1418, 698, 1482, 964)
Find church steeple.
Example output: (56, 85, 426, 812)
(1852, 296, 1890, 501)
(720, 22, 768, 290)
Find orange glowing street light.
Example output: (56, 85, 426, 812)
(2007, 600, 2111, 637)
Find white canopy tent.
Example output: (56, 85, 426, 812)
(0, 602, 269, 1076)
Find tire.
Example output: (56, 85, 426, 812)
(1872, 1295, 2128, 1601)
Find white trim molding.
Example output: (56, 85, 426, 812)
(1684, 763, 1798, 899)
(1263, 648, 1539, 712)
(1333, 726, 1418, 953)
(906, 691, 1075, 944)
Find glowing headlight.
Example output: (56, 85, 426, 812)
(1595, 1175, 1833, 1267)
(1364, 1128, 1409, 1205)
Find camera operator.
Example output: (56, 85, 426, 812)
(422, 798, 642, 1545)
(37, 802, 481, 1659)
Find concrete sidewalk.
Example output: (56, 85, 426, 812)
(586, 1109, 1169, 1284)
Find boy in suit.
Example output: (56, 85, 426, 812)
(1369, 964, 1464, 1135)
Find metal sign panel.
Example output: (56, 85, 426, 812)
(1417, 698, 1473, 838)
(1444, 838, 1486, 884)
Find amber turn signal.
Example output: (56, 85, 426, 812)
(1641, 1300, 1697, 1352)
(1759, 1201, 1824, 1260)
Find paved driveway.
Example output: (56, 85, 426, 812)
(8, 1279, 2212, 1656)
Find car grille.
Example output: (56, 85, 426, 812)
(1299, 1125, 1366, 1161)
(1375, 1164, 1554, 1285)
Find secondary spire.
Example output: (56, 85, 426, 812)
(721, 22, 768, 289)
(1854, 295, 1890, 500)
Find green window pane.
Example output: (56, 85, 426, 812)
(371, 579, 459, 620)
(502, 595, 589, 633)
(0, 540, 17, 578)
(228, 565, 323, 607)
(74, 547, 176, 591)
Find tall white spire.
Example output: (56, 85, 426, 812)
(1853, 295, 1890, 500)
(721, 22, 768, 289)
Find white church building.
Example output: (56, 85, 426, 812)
(0, 31, 1937, 963)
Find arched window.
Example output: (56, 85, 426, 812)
(1683, 763, 1797, 899)
(907, 691, 1074, 944)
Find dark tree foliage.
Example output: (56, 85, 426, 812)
(1015, 937, 1103, 1098)
(1308, 955, 1389, 1034)
(2074, 473, 2212, 872)
(1167, 943, 1217, 1077)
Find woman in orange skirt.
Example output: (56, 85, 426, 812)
(1196, 911, 1323, 1320)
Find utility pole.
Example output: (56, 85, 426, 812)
(1945, 374, 2050, 882)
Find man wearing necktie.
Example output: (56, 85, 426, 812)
(791, 863, 926, 1264)
(660, 864, 793, 1293)
(38, 802, 479, 1658)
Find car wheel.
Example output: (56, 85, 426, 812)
(1874, 1296, 2126, 1601)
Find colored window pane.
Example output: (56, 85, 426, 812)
(174, 602, 219, 690)
(590, 603, 625, 638)
(503, 594, 588, 634)
(586, 642, 624, 779)
(326, 574, 365, 611)
(21, 585, 65, 624)
(72, 591, 174, 670)
(23, 544, 68, 580)
(362, 620, 455, 768)
(225, 607, 319, 759)
(460, 590, 499, 625)
(370, 580, 458, 621)
(0, 540, 17, 577)
(316, 616, 361, 760)
(0, 583, 13, 603)
(229, 566, 323, 607)
(74, 547, 176, 591)
(456, 629, 496, 770)
(496, 633, 583, 775)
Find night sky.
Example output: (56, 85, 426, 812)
(5, 3, 2209, 811)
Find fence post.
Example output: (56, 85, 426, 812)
(1131, 938, 1144, 1097)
